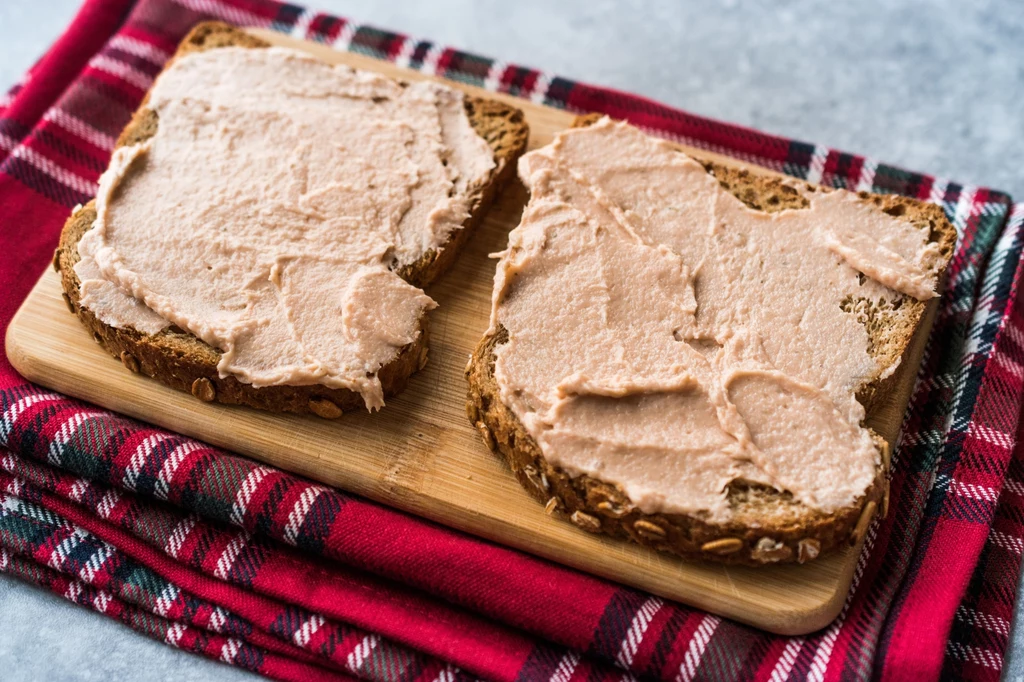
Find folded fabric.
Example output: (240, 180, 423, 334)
(1, 1, 1022, 680)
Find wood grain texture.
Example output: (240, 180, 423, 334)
(4, 29, 938, 635)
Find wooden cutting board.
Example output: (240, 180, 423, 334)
(5, 29, 936, 635)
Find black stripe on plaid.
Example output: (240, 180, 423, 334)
(646, 607, 687, 678)
(542, 77, 575, 109)
(783, 141, 816, 180)
(587, 588, 647, 660)
(515, 643, 567, 682)
(270, 3, 304, 33)
(350, 26, 404, 61)
(294, 490, 343, 553)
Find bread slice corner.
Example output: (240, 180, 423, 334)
(466, 114, 956, 565)
(55, 21, 529, 418)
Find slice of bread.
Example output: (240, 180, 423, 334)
(466, 115, 955, 565)
(55, 22, 528, 418)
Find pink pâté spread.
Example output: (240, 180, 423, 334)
(489, 118, 942, 521)
(75, 46, 495, 410)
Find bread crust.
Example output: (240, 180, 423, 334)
(55, 22, 529, 418)
(465, 115, 956, 564)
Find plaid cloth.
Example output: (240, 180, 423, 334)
(1, 0, 1022, 679)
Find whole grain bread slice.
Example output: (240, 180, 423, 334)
(55, 22, 528, 418)
(466, 115, 955, 565)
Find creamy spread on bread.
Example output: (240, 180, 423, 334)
(75, 46, 495, 409)
(489, 118, 942, 521)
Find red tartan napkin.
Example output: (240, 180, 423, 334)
(1, 1, 1023, 680)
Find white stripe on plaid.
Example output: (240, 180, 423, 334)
(213, 531, 250, 580)
(991, 530, 1024, 556)
(1005, 478, 1024, 498)
(165, 622, 187, 647)
(676, 614, 720, 682)
(955, 605, 1011, 637)
(331, 21, 358, 52)
(952, 185, 979, 238)
(945, 642, 1003, 671)
(768, 638, 805, 682)
(2, 474, 22, 498)
(220, 638, 242, 664)
(392, 37, 417, 70)
(93, 589, 111, 613)
(165, 516, 197, 559)
(229, 466, 273, 526)
(108, 35, 171, 66)
(293, 613, 325, 648)
(209, 606, 229, 633)
(283, 487, 322, 545)
(420, 43, 446, 78)
(67, 478, 90, 503)
(49, 527, 89, 570)
(0, 389, 53, 444)
(154, 582, 181, 618)
(288, 10, 314, 40)
(47, 411, 106, 466)
(123, 433, 174, 491)
(65, 579, 82, 603)
(0, 134, 96, 196)
(928, 178, 950, 213)
(854, 158, 878, 192)
(345, 634, 381, 672)
(549, 651, 580, 682)
(431, 667, 458, 682)
(155, 440, 204, 501)
(78, 541, 114, 583)
(483, 60, 507, 94)
(89, 55, 154, 91)
(95, 489, 121, 519)
(615, 597, 663, 669)
(529, 73, 551, 105)
(803, 145, 830, 186)
(949, 478, 1000, 503)
(44, 109, 116, 151)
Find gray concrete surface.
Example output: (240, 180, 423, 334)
(1, 1, 1022, 679)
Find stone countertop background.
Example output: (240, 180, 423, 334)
(1, 0, 1022, 679)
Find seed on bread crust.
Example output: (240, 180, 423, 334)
(881, 488, 890, 519)
(596, 500, 628, 518)
(61, 292, 75, 314)
(701, 537, 744, 555)
(308, 398, 343, 419)
(880, 441, 891, 473)
(191, 377, 216, 402)
(544, 497, 561, 515)
(633, 519, 667, 540)
(53, 250, 62, 272)
(850, 501, 877, 546)
(476, 422, 496, 452)
(751, 537, 792, 563)
(570, 510, 602, 533)
(119, 351, 140, 374)
(522, 464, 549, 494)
(417, 346, 429, 371)
(797, 538, 821, 563)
